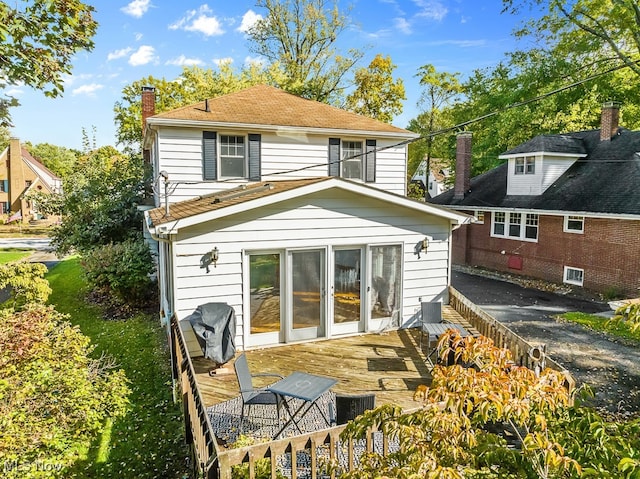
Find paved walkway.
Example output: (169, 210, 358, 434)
(452, 268, 640, 418)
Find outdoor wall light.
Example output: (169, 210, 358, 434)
(199, 247, 219, 273)
(421, 237, 429, 252)
(414, 237, 430, 259)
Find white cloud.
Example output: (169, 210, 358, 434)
(72, 83, 104, 96)
(244, 56, 265, 66)
(5, 86, 24, 96)
(128, 45, 156, 66)
(107, 47, 133, 61)
(121, 0, 151, 18)
(412, 0, 448, 21)
(237, 9, 262, 33)
(166, 55, 204, 67)
(170, 5, 224, 37)
(213, 57, 234, 67)
(394, 17, 412, 34)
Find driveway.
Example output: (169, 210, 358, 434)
(452, 269, 640, 417)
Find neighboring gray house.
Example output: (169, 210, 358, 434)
(142, 85, 469, 353)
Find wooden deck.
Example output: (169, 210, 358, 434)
(193, 305, 477, 412)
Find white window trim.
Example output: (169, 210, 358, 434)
(514, 156, 535, 175)
(219, 133, 248, 179)
(490, 211, 539, 242)
(563, 215, 584, 234)
(340, 138, 364, 181)
(475, 211, 485, 224)
(563, 266, 584, 286)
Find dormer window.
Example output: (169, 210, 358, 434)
(515, 156, 535, 175)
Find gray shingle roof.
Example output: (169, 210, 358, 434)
(501, 134, 588, 156)
(429, 128, 640, 216)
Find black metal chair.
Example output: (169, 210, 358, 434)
(329, 393, 376, 425)
(234, 353, 283, 427)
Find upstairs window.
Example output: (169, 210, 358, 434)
(475, 211, 485, 224)
(341, 140, 363, 180)
(203, 132, 261, 181)
(328, 138, 376, 182)
(564, 215, 584, 234)
(514, 156, 535, 175)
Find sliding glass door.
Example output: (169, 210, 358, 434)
(332, 248, 364, 334)
(288, 249, 325, 341)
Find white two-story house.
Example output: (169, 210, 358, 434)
(142, 84, 469, 354)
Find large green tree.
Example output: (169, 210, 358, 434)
(246, 0, 365, 104)
(345, 54, 405, 124)
(24, 142, 80, 179)
(407, 64, 462, 185)
(0, 0, 98, 126)
(51, 146, 147, 255)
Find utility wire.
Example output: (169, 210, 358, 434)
(160, 58, 637, 187)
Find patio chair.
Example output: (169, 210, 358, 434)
(329, 393, 376, 425)
(419, 301, 443, 351)
(234, 353, 283, 426)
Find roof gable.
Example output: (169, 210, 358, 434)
(148, 84, 416, 138)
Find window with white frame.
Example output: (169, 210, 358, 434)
(563, 266, 584, 286)
(341, 140, 363, 180)
(475, 211, 485, 224)
(525, 214, 539, 240)
(492, 211, 539, 241)
(514, 156, 535, 175)
(493, 212, 505, 235)
(220, 134, 246, 177)
(564, 215, 584, 233)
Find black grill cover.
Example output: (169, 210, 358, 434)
(187, 303, 236, 364)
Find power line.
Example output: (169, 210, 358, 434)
(161, 58, 637, 187)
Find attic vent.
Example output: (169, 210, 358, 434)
(211, 183, 273, 204)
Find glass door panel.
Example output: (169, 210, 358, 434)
(333, 249, 362, 324)
(289, 250, 324, 340)
(249, 254, 281, 336)
(370, 245, 402, 326)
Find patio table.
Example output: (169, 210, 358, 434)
(267, 371, 338, 439)
(422, 322, 471, 368)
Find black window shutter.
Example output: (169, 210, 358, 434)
(248, 134, 261, 181)
(365, 139, 376, 182)
(202, 131, 217, 180)
(328, 138, 340, 176)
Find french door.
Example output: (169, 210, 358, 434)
(287, 249, 325, 342)
(332, 248, 365, 335)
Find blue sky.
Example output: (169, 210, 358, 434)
(9, 0, 529, 151)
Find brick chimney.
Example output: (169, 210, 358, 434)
(141, 86, 156, 136)
(454, 131, 472, 200)
(600, 101, 620, 141)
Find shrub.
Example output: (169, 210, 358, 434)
(82, 237, 156, 308)
(0, 305, 130, 478)
(0, 262, 51, 308)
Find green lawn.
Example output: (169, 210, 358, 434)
(559, 311, 640, 343)
(46, 258, 190, 478)
(0, 248, 32, 263)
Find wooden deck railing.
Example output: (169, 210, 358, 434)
(170, 314, 391, 479)
(449, 286, 565, 372)
(171, 290, 572, 478)
(170, 315, 219, 478)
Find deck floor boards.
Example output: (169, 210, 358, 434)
(194, 306, 470, 412)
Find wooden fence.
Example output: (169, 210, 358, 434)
(449, 286, 564, 371)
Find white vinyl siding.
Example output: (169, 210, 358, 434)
(154, 128, 408, 204)
(563, 266, 584, 286)
(172, 189, 452, 351)
(506, 154, 580, 196)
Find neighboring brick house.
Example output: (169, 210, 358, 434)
(0, 138, 62, 222)
(430, 103, 640, 297)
